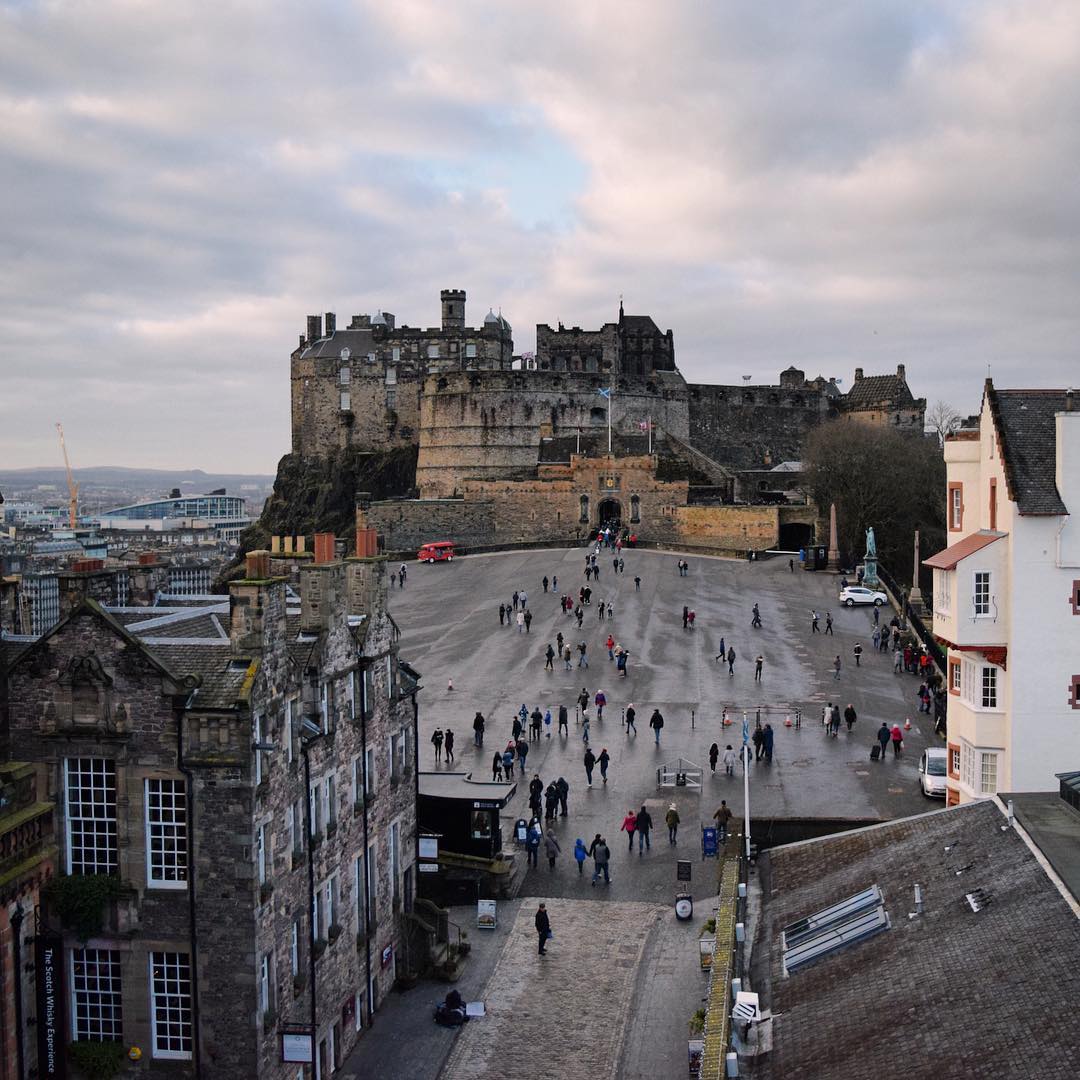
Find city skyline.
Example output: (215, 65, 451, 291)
(3, 0, 1079, 471)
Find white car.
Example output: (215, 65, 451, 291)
(839, 585, 887, 607)
(918, 748, 948, 798)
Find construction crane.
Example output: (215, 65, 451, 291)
(56, 421, 79, 529)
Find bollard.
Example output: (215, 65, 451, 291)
(692, 708, 696, 730)
(738, 882, 747, 898)
(726, 1052, 739, 1077)
(735, 922, 745, 943)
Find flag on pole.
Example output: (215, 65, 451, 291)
(597, 387, 611, 399)
(638, 420, 650, 431)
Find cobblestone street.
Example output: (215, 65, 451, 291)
(442, 899, 667, 1080)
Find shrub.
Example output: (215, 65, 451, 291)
(44, 875, 123, 942)
(69, 1040, 125, 1079)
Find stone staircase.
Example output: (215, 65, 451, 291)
(657, 427, 735, 488)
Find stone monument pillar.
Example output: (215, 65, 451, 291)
(827, 503, 840, 571)
(908, 529, 925, 614)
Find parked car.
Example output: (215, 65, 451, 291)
(918, 748, 948, 798)
(417, 541, 455, 563)
(839, 585, 887, 607)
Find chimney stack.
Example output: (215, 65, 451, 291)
(897, 363, 906, 380)
(313, 532, 336, 566)
(245, 550, 271, 580)
(325, 312, 336, 335)
(306, 315, 322, 343)
(229, 552, 285, 654)
(854, 367, 864, 381)
(1067, 388, 1074, 413)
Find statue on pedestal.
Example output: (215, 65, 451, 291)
(862, 526, 880, 588)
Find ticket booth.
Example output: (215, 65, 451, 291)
(418, 772, 517, 860)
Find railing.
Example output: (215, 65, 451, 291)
(877, 564, 946, 673)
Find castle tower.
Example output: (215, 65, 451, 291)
(441, 288, 466, 331)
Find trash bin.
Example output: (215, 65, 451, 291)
(675, 892, 694, 920)
(514, 818, 528, 844)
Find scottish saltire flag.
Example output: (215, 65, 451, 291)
(597, 387, 611, 399)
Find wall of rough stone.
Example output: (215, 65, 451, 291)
(416, 369, 690, 498)
(687, 383, 837, 471)
(669, 504, 783, 551)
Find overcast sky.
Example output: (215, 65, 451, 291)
(2, 0, 1078, 473)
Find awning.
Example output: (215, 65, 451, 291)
(923, 531, 1005, 571)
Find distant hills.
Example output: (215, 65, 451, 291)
(0, 466, 275, 491)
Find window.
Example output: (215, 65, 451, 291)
(257, 823, 268, 885)
(340, 391, 351, 411)
(320, 683, 329, 735)
(961, 741, 976, 790)
(309, 782, 321, 837)
(949, 660, 961, 695)
(346, 671, 355, 720)
(392, 347, 400, 363)
(980, 752, 998, 795)
(352, 756, 363, 806)
(361, 668, 374, 717)
(961, 661, 1000, 710)
(326, 875, 339, 931)
(390, 822, 401, 904)
(260, 953, 271, 1014)
(71, 948, 123, 1042)
(935, 570, 951, 616)
(973, 571, 991, 617)
(286, 698, 296, 764)
(325, 775, 337, 830)
(1071, 581, 1080, 616)
(293, 798, 305, 852)
(385, 366, 397, 386)
(364, 748, 375, 795)
(579, 494, 590, 523)
(386, 655, 394, 700)
(630, 494, 640, 524)
(253, 714, 263, 785)
(981, 666, 998, 709)
(949, 483, 964, 531)
(1070, 675, 1080, 710)
(385, 389, 396, 410)
(355, 854, 367, 930)
(146, 779, 187, 888)
(312, 888, 323, 943)
(286, 805, 296, 859)
(339, 367, 350, 385)
(149, 952, 193, 1059)
(427, 344, 439, 359)
(366, 842, 377, 925)
(989, 477, 997, 530)
(948, 745, 960, 779)
(65, 758, 118, 875)
(291, 919, 301, 976)
(354, 990, 365, 1032)
(465, 343, 477, 359)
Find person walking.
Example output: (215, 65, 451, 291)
(444, 729, 455, 764)
(665, 803, 680, 845)
(544, 783, 559, 823)
(635, 805, 653, 854)
(825, 611, 834, 635)
(713, 801, 732, 841)
(542, 575, 549, 593)
(830, 705, 841, 738)
(634, 575, 641, 591)
(606, 633, 616, 660)
(526, 823, 540, 869)
(893, 646, 903, 673)
(512, 714, 523, 742)
(762, 723, 774, 763)
(811, 610, 820, 633)
(891, 723, 904, 757)
(564, 645, 573, 671)
(558, 703, 569, 736)
(709, 742, 720, 773)
(751, 603, 762, 628)
(543, 830, 561, 872)
(517, 737, 529, 774)
(530, 707, 543, 741)
(853, 642, 863, 667)
(584, 747, 596, 786)
(513, 590, 520, 612)
(625, 704, 637, 734)
(578, 641, 589, 668)
(754, 654, 764, 682)
(502, 744, 516, 780)
(595, 689, 606, 720)
(556, 776, 569, 816)
(431, 728, 444, 763)
(581, 708, 591, 746)
(598, 747, 610, 784)
(574, 837, 588, 875)
(545, 643, 555, 671)
(516, 609, 525, 633)
(616, 647, 629, 676)
(844, 704, 857, 732)
(722, 745, 737, 776)
(544, 708, 553, 737)
(529, 774, 543, 819)
(591, 836, 611, 886)
(683, 605, 690, 631)
(877, 723, 891, 761)
(556, 630, 564, 656)
(727, 646, 736, 676)
(621, 810, 638, 851)
(649, 708, 665, 745)
(535, 903, 551, 954)
(524, 610, 533, 633)
(833, 655, 842, 680)
(473, 711, 485, 748)
(752, 722, 764, 761)
(499, 603, 506, 626)
(598, 600, 606, 621)
(492, 752, 503, 781)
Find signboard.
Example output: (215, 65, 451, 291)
(418, 862, 439, 873)
(36, 933, 66, 1078)
(472, 800, 501, 810)
(477, 899, 497, 929)
(381, 944, 394, 969)
(341, 994, 356, 1030)
(418, 836, 439, 860)
(699, 936, 715, 970)
(688, 1039, 704, 1077)
(677, 860, 692, 882)
(282, 1032, 313, 1063)
(702, 827, 718, 859)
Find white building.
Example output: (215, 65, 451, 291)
(925, 380, 1080, 803)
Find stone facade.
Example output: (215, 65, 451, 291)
(0, 540, 420, 1079)
(291, 290, 513, 457)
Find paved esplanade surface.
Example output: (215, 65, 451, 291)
(378, 547, 935, 1078)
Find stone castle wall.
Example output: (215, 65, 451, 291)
(415, 370, 690, 498)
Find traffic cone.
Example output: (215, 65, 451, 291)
(903, 717, 912, 731)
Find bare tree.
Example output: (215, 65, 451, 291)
(926, 399, 962, 447)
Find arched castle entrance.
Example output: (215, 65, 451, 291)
(597, 498, 622, 527)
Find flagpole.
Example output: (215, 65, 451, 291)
(648, 414, 652, 455)
(608, 389, 612, 454)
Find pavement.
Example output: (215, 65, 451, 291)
(345, 547, 939, 1078)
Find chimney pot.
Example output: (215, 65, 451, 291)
(245, 550, 270, 579)
(1066, 388, 1074, 413)
(854, 367, 864, 381)
(314, 532, 336, 565)
(325, 312, 336, 335)
(897, 363, 906, 380)
(306, 315, 322, 343)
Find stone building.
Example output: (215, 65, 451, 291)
(0, 533, 420, 1079)
(839, 364, 925, 429)
(291, 290, 513, 457)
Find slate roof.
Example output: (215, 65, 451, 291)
(144, 643, 254, 710)
(987, 385, 1070, 515)
(923, 530, 1005, 570)
(748, 800, 1080, 1080)
(620, 314, 662, 334)
(843, 373, 916, 410)
(299, 328, 375, 361)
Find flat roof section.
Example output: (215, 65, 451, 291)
(418, 771, 517, 808)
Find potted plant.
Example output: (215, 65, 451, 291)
(69, 1040, 126, 1079)
(688, 1008, 706, 1035)
(43, 874, 124, 942)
